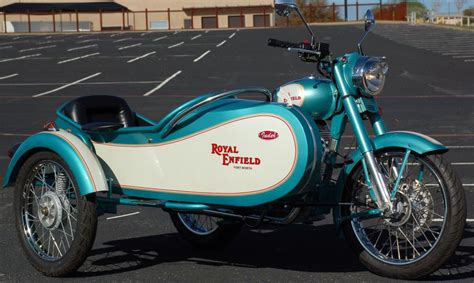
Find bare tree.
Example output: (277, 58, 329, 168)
(432, 0, 442, 15)
(455, 0, 467, 14)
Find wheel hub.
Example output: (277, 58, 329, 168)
(38, 191, 63, 230)
(385, 190, 412, 227)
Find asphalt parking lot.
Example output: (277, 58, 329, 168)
(0, 23, 473, 281)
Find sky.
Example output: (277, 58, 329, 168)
(331, 0, 474, 16)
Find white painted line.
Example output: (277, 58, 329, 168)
(67, 44, 97, 52)
(205, 30, 209, 33)
(344, 145, 474, 150)
(191, 34, 202, 40)
(453, 55, 474, 59)
(141, 32, 147, 36)
(451, 162, 474, 165)
(0, 53, 41, 63)
(433, 218, 474, 222)
(118, 43, 142, 50)
(106, 211, 140, 220)
(12, 36, 20, 40)
(0, 73, 18, 80)
(33, 72, 102, 98)
(77, 34, 90, 38)
(229, 32, 236, 39)
(216, 40, 227, 47)
(173, 31, 178, 35)
(19, 45, 56, 53)
(153, 36, 167, 42)
(0, 80, 163, 86)
(193, 50, 211, 62)
(57, 52, 100, 64)
(114, 37, 132, 43)
(168, 42, 184, 49)
(0, 133, 31, 137)
(127, 51, 156, 63)
(143, 70, 182, 97)
(465, 59, 474, 63)
(0, 46, 12, 50)
(110, 33, 118, 37)
(77, 39, 96, 44)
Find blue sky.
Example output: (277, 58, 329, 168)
(331, 0, 473, 15)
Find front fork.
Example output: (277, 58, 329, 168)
(334, 65, 393, 213)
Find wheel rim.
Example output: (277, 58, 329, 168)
(350, 151, 448, 265)
(177, 213, 220, 235)
(20, 160, 79, 261)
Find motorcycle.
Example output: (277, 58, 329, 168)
(3, 0, 466, 279)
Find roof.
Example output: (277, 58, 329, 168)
(0, 2, 129, 13)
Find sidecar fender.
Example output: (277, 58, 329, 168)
(3, 130, 108, 195)
(333, 131, 447, 231)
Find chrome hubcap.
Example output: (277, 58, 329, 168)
(38, 191, 63, 230)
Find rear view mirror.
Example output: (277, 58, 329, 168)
(364, 10, 376, 31)
(275, 0, 297, 17)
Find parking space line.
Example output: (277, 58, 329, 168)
(33, 72, 102, 98)
(114, 37, 132, 43)
(143, 70, 182, 97)
(77, 39, 96, 44)
(57, 52, 100, 64)
(118, 43, 142, 50)
(0, 53, 41, 63)
(0, 73, 18, 80)
(19, 45, 56, 53)
(153, 36, 167, 42)
(229, 32, 236, 39)
(141, 33, 147, 36)
(205, 30, 209, 33)
(168, 42, 184, 49)
(0, 46, 12, 50)
(216, 40, 227, 47)
(451, 162, 474, 165)
(127, 51, 156, 63)
(106, 211, 140, 220)
(67, 44, 97, 52)
(173, 31, 178, 35)
(191, 34, 202, 40)
(0, 80, 162, 86)
(433, 218, 474, 222)
(465, 59, 474, 62)
(193, 50, 211, 62)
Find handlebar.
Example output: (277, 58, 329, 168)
(267, 38, 301, 49)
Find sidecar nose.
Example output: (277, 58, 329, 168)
(7, 143, 21, 159)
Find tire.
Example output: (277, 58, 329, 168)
(169, 211, 242, 248)
(342, 149, 466, 280)
(13, 151, 97, 277)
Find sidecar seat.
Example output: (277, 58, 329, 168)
(62, 95, 137, 127)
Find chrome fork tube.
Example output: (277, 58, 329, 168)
(364, 151, 393, 212)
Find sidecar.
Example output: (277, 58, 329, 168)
(4, 89, 322, 209)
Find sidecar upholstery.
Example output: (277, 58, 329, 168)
(62, 95, 137, 127)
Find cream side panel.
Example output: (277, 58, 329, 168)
(52, 130, 108, 192)
(94, 116, 297, 195)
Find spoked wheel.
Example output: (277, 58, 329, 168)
(169, 212, 242, 248)
(14, 152, 97, 277)
(342, 149, 466, 279)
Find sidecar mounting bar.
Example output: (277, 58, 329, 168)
(161, 88, 273, 139)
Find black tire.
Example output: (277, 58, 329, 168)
(13, 151, 97, 277)
(169, 211, 242, 248)
(342, 150, 466, 280)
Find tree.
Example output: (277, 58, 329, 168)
(455, 0, 467, 15)
(464, 6, 474, 16)
(432, 0, 442, 15)
(275, 0, 340, 26)
(406, 0, 428, 18)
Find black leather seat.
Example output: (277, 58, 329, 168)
(63, 95, 136, 127)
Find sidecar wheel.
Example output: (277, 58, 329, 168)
(342, 150, 466, 280)
(13, 151, 97, 277)
(169, 212, 242, 248)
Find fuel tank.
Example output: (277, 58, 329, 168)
(274, 76, 340, 120)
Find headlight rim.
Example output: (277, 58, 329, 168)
(352, 56, 388, 97)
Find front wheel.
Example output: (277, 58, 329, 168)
(169, 212, 242, 248)
(342, 149, 466, 279)
(14, 151, 97, 277)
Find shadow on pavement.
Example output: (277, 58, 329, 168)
(72, 223, 474, 280)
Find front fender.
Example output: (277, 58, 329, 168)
(3, 130, 108, 195)
(333, 131, 447, 231)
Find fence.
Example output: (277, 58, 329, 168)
(434, 15, 474, 28)
(0, 1, 408, 33)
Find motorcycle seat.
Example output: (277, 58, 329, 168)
(62, 95, 137, 128)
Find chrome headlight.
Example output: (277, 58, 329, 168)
(352, 56, 388, 96)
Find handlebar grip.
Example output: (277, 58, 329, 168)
(268, 38, 300, 49)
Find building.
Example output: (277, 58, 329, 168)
(0, 0, 275, 33)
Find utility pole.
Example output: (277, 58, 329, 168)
(344, 0, 348, 21)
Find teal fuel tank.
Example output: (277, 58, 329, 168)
(273, 76, 340, 120)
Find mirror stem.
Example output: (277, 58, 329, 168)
(294, 7, 316, 47)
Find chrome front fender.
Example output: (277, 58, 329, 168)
(333, 131, 448, 232)
(3, 130, 108, 195)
